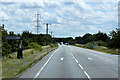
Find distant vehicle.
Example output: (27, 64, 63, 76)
(60, 42, 63, 45)
(59, 43, 61, 45)
(65, 43, 69, 45)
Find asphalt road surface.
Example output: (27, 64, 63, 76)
(20, 45, 118, 79)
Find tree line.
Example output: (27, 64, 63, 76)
(1, 24, 120, 56)
(1, 24, 54, 56)
(55, 29, 120, 49)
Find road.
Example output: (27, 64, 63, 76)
(20, 45, 118, 79)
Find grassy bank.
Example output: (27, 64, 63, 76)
(2, 44, 58, 78)
(74, 44, 120, 55)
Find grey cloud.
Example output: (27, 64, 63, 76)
(20, 2, 44, 9)
(1, 2, 16, 5)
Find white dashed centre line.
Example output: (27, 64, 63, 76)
(61, 57, 64, 60)
(88, 58, 92, 60)
(75, 59, 78, 63)
(70, 48, 92, 80)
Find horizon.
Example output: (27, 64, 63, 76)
(0, 27, 112, 39)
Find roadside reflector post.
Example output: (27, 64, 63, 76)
(17, 39, 23, 59)
(17, 48, 23, 59)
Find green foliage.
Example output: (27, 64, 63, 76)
(75, 31, 109, 44)
(81, 30, 120, 50)
(2, 26, 53, 57)
(94, 31, 109, 42)
(75, 44, 85, 48)
(50, 44, 54, 48)
(82, 33, 94, 43)
(2, 27, 20, 56)
(55, 37, 75, 45)
(54, 43, 58, 47)
(2, 23, 120, 57)
(96, 41, 105, 46)
(85, 42, 98, 49)
(107, 29, 120, 49)
(2, 28, 8, 42)
(50, 43, 58, 48)
(84, 40, 105, 49)
(27, 42, 42, 51)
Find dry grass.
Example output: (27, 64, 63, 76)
(42, 45, 50, 49)
(0, 58, 1, 79)
(74, 44, 120, 55)
(94, 46, 120, 55)
(2, 45, 57, 78)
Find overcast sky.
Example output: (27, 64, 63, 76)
(0, 0, 118, 38)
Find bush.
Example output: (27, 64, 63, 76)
(96, 40, 105, 46)
(50, 44, 54, 48)
(85, 41, 106, 49)
(85, 42, 98, 49)
(54, 43, 58, 47)
(27, 42, 42, 51)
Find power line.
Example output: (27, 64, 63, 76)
(34, 13, 42, 34)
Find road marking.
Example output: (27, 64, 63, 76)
(70, 47, 91, 80)
(88, 58, 91, 60)
(34, 49, 58, 79)
(61, 57, 64, 60)
(78, 64, 84, 69)
(70, 51, 73, 56)
(75, 59, 78, 63)
(73, 56, 75, 59)
(84, 71, 91, 80)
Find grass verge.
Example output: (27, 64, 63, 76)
(74, 44, 120, 55)
(2, 45, 58, 79)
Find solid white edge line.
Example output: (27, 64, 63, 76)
(78, 64, 84, 69)
(84, 71, 91, 80)
(34, 49, 58, 79)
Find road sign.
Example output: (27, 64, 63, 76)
(6, 36, 21, 40)
(6, 36, 23, 59)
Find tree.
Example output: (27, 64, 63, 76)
(107, 29, 120, 49)
(2, 26, 8, 56)
(94, 31, 109, 42)
(82, 33, 94, 43)
(75, 36, 85, 44)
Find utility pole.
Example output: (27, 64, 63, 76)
(43, 23, 51, 45)
(43, 23, 51, 35)
(50, 31, 53, 37)
(34, 13, 41, 34)
(50, 31, 53, 43)
(118, 1, 120, 30)
(53, 34, 56, 43)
